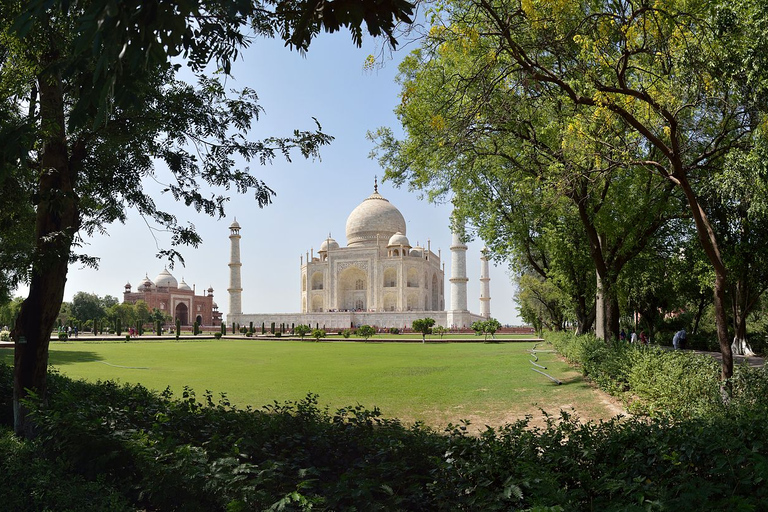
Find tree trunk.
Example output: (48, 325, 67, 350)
(575, 299, 595, 335)
(675, 173, 733, 380)
(595, 271, 619, 342)
(731, 320, 754, 357)
(11, 63, 79, 438)
(595, 271, 605, 340)
(692, 296, 707, 335)
(730, 270, 758, 356)
(714, 273, 733, 380)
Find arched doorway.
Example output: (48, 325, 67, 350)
(196, 315, 203, 326)
(175, 303, 189, 325)
(338, 267, 367, 311)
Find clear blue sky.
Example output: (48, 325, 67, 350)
(19, 30, 522, 325)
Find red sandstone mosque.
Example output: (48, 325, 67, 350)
(123, 268, 222, 326)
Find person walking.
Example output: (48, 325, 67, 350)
(673, 328, 687, 350)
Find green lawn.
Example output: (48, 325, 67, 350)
(1, 339, 620, 429)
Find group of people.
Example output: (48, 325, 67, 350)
(620, 329, 649, 345)
(58, 325, 78, 337)
(619, 328, 687, 349)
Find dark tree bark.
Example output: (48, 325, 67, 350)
(11, 54, 80, 437)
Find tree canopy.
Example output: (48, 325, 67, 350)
(1, 0, 414, 437)
(373, 0, 768, 380)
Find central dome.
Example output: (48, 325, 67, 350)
(345, 187, 406, 246)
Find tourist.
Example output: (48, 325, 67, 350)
(672, 328, 687, 350)
(620, 329, 626, 342)
(630, 331, 638, 344)
(640, 330, 648, 345)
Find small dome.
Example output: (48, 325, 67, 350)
(139, 275, 155, 290)
(410, 247, 423, 257)
(212, 301, 218, 309)
(319, 236, 340, 252)
(387, 232, 410, 247)
(178, 278, 191, 291)
(154, 268, 178, 289)
(345, 187, 407, 246)
(230, 219, 241, 229)
(125, 282, 132, 288)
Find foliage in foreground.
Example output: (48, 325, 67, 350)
(545, 331, 768, 419)
(2, 361, 768, 511)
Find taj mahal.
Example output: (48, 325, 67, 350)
(226, 181, 491, 330)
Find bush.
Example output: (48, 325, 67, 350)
(213, 332, 222, 339)
(356, 325, 375, 341)
(389, 327, 400, 335)
(2, 363, 768, 512)
(341, 329, 352, 338)
(545, 331, 725, 419)
(58, 332, 68, 341)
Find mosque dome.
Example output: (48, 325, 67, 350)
(345, 185, 406, 246)
(139, 275, 155, 290)
(319, 236, 340, 252)
(387, 232, 410, 247)
(410, 247, 423, 257)
(178, 278, 191, 291)
(154, 268, 178, 289)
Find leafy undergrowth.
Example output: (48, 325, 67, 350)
(544, 331, 768, 419)
(2, 354, 768, 511)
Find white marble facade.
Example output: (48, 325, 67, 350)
(228, 182, 487, 330)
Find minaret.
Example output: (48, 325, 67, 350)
(228, 219, 243, 319)
(480, 249, 491, 318)
(448, 229, 469, 327)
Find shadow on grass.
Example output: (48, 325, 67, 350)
(47, 350, 104, 365)
(556, 373, 590, 387)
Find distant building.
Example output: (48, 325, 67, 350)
(227, 180, 490, 330)
(123, 269, 222, 326)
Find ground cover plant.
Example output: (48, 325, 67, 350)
(0, 340, 613, 427)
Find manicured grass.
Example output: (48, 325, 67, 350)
(0, 339, 616, 428)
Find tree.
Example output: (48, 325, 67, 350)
(311, 328, 326, 342)
(433, 325, 448, 339)
(412, 318, 435, 342)
(372, 8, 683, 342)
(2, 0, 414, 437)
(471, 318, 501, 341)
(377, 0, 768, 381)
(357, 324, 376, 341)
(294, 324, 311, 339)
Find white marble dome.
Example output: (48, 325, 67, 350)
(154, 268, 178, 289)
(139, 275, 155, 290)
(178, 278, 191, 291)
(319, 236, 340, 252)
(345, 189, 406, 246)
(387, 232, 410, 247)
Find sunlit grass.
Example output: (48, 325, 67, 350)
(1, 339, 619, 428)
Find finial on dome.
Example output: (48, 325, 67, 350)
(374, 175, 378, 193)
